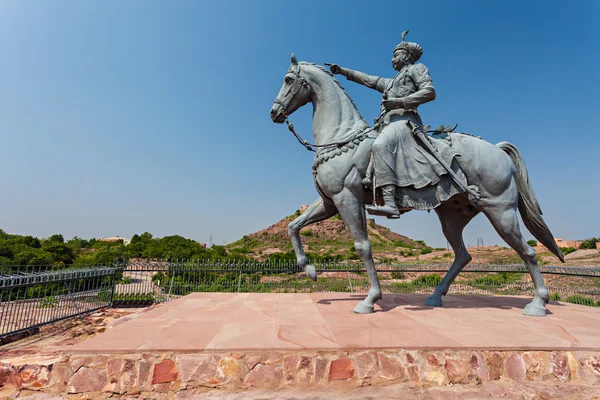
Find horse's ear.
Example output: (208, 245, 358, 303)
(291, 53, 298, 65)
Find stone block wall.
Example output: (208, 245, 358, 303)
(1, 350, 600, 397)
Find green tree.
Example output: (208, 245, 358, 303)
(47, 234, 64, 243)
(18, 235, 41, 248)
(76, 242, 127, 265)
(13, 249, 54, 265)
(128, 232, 153, 257)
(0, 240, 13, 259)
(42, 241, 75, 265)
(67, 236, 92, 250)
(579, 237, 598, 250)
(142, 235, 206, 259)
(207, 245, 228, 258)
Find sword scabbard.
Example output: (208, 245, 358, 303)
(405, 120, 480, 199)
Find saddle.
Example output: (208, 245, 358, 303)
(363, 122, 459, 187)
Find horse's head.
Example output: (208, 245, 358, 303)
(270, 53, 313, 124)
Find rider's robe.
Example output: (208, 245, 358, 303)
(342, 64, 469, 210)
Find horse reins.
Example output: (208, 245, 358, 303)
(274, 66, 367, 153)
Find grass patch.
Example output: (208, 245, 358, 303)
(465, 272, 523, 290)
(564, 294, 599, 307)
(388, 274, 442, 293)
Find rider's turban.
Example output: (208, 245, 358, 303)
(394, 30, 423, 63)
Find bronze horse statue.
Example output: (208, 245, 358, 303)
(270, 55, 563, 316)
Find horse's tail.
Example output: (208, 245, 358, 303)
(496, 141, 565, 263)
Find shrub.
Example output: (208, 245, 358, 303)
(565, 295, 598, 307)
(116, 276, 132, 284)
(393, 241, 414, 249)
(388, 274, 442, 293)
(391, 271, 405, 279)
(560, 247, 577, 255)
(549, 293, 561, 301)
(527, 240, 537, 247)
(467, 272, 522, 289)
(420, 248, 433, 255)
(288, 210, 302, 219)
(411, 273, 443, 287)
(301, 230, 313, 237)
(231, 247, 253, 253)
(112, 293, 156, 304)
(579, 239, 598, 249)
(39, 296, 59, 308)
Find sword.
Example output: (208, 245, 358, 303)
(406, 120, 480, 199)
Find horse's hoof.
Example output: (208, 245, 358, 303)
(305, 265, 317, 282)
(425, 295, 442, 307)
(522, 303, 547, 317)
(523, 304, 547, 317)
(353, 302, 374, 314)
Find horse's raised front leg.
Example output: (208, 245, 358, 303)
(332, 188, 381, 314)
(288, 197, 338, 281)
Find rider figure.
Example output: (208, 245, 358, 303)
(329, 31, 440, 219)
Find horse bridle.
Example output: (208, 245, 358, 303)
(274, 65, 367, 153)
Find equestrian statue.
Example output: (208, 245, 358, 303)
(269, 31, 564, 317)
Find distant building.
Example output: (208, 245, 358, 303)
(98, 236, 131, 245)
(554, 238, 580, 249)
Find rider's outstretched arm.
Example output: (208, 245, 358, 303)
(339, 68, 390, 93)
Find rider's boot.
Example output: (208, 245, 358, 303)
(366, 184, 401, 219)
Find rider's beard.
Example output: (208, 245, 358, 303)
(394, 55, 411, 71)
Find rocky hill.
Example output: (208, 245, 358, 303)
(226, 208, 428, 261)
(226, 208, 600, 264)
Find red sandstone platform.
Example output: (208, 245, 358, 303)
(67, 293, 600, 353)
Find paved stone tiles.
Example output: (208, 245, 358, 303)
(66, 292, 600, 353)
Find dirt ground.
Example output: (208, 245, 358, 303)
(0, 307, 143, 359)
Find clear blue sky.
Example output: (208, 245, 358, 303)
(1, 1, 598, 249)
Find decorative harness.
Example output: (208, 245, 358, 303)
(273, 63, 370, 176)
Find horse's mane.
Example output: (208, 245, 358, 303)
(299, 62, 366, 123)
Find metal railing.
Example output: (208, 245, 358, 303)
(0, 264, 119, 342)
(1, 259, 599, 343)
(115, 259, 600, 306)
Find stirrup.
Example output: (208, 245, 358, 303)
(365, 204, 401, 219)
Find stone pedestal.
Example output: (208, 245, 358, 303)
(2, 293, 600, 396)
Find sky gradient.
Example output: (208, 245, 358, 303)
(1, 0, 598, 248)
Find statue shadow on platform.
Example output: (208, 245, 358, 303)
(316, 294, 561, 314)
